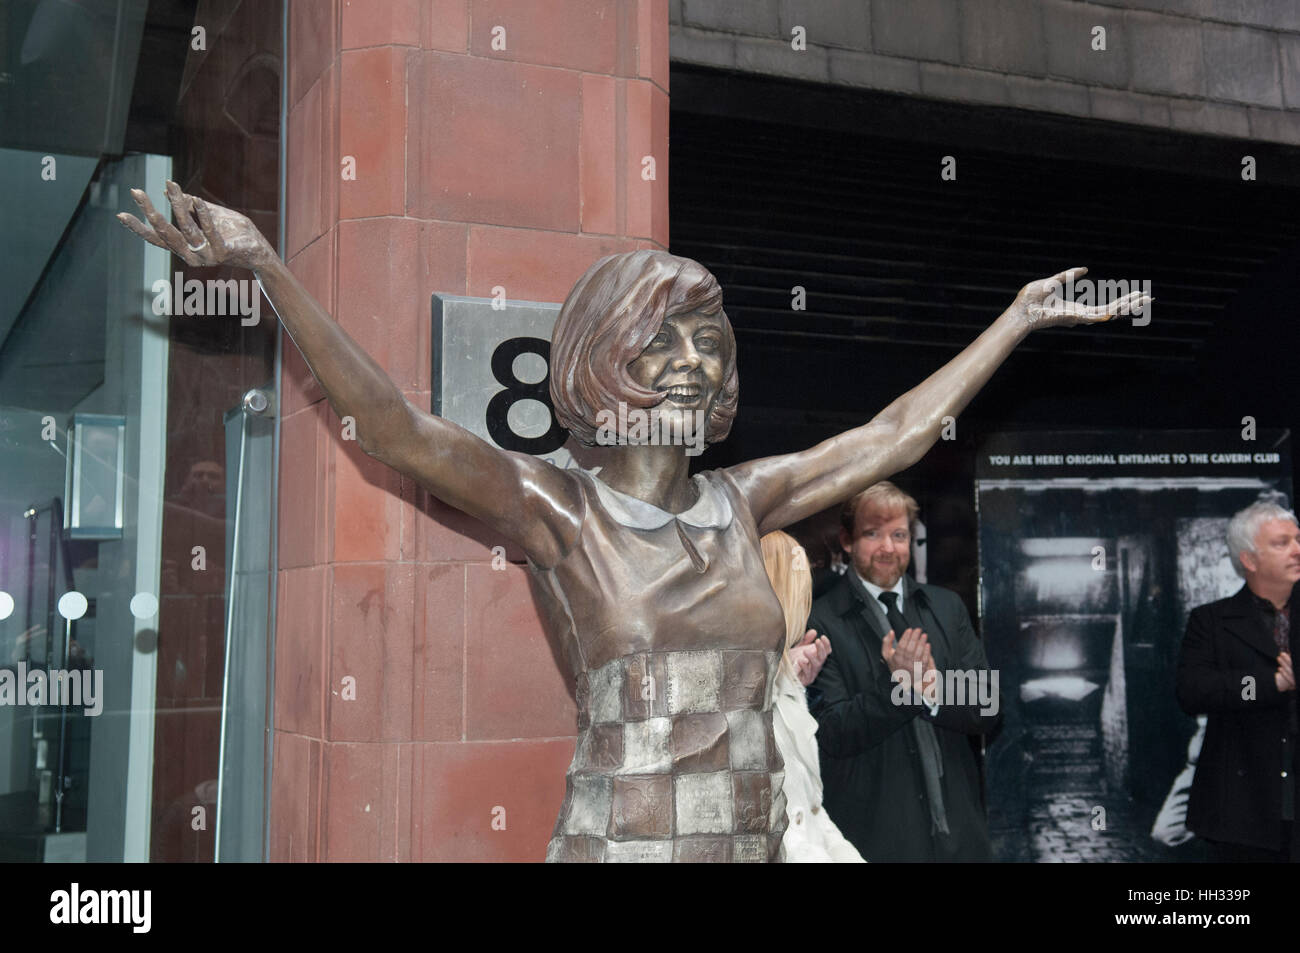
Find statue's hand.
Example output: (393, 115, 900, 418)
(1011, 266, 1151, 333)
(116, 180, 276, 271)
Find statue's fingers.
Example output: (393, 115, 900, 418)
(116, 212, 169, 250)
(1084, 291, 1151, 322)
(1108, 290, 1146, 315)
(165, 181, 206, 247)
(1048, 298, 1098, 323)
(1045, 266, 1087, 289)
(131, 188, 189, 250)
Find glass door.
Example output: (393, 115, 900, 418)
(0, 0, 283, 862)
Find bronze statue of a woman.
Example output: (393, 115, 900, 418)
(119, 182, 1147, 862)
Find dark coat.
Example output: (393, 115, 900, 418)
(1176, 583, 1299, 853)
(808, 573, 1001, 862)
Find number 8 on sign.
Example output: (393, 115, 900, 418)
(486, 336, 568, 456)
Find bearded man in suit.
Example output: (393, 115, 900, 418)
(808, 482, 1001, 862)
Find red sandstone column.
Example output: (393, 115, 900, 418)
(271, 0, 670, 861)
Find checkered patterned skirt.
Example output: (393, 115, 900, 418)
(545, 648, 788, 862)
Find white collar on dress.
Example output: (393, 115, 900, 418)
(580, 468, 733, 530)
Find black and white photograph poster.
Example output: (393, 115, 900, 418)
(977, 429, 1293, 862)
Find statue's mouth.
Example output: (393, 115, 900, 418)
(661, 383, 702, 405)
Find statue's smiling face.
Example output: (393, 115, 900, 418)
(627, 311, 727, 419)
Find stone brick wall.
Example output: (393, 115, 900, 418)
(274, 0, 669, 862)
(669, 0, 1300, 145)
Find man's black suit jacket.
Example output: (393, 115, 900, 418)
(1176, 582, 1299, 853)
(807, 572, 1001, 862)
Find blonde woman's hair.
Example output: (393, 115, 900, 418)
(761, 530, 812, 682)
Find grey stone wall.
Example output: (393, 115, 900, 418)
(669, 0, 1300, 145)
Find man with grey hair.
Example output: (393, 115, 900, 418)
(1177, 500, 1300, 862)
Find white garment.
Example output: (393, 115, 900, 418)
(772, 667, 866, 863)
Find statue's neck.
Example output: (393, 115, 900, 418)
(587, 445, 697, 513)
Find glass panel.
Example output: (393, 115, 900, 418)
(0, 0, 282, 863)
(0, 152, 171, 863)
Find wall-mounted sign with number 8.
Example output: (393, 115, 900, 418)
(486, 336, 567, 456)
(432, 294, 578, 469)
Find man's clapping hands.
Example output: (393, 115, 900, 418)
(883, 627, 939, 704)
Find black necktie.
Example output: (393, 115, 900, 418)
(878, 591, 908, 639)
(877, 588, 950, 837)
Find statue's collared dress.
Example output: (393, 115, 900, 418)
(528, 467, 789, 862)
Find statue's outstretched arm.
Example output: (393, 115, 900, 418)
(727, 268, 1150, 535)
(119, 182, 582, 567)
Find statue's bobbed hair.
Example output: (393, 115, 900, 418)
(549, 250, 739, 447)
